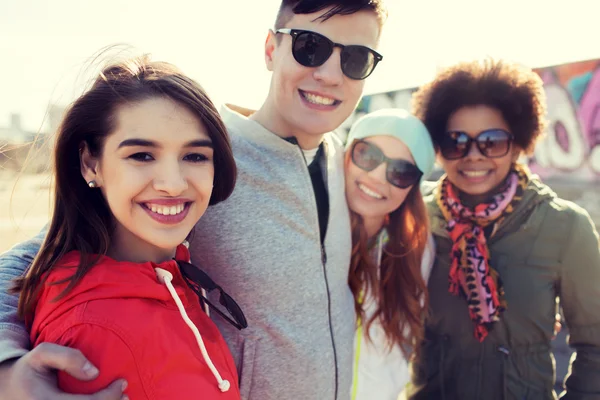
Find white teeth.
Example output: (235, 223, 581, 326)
(146, 203, 186, 215)
(303, 92, 336, 106)
(462, 170, 489, 177)
(358, 183, 383, 199)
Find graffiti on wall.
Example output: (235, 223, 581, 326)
(532, 60, 600, 179)
(343, 59, 600, 181)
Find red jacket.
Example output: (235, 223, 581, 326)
(30, 245, 240, 400)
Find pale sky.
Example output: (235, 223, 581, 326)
(1, 0, 598, 132)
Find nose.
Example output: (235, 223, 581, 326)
(464, 139, 485, 161)
(368, 162, 388, 184)
(313, 48, 344, 85)
(153, 159, 188, 196)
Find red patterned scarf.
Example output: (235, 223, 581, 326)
(436, 164, 529, 341)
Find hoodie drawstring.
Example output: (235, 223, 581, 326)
(155, 268, 231, 393)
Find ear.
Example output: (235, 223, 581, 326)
(435, 152, 445, 166)
(343, 148, 352, 169)
(265, 30, 277, 72)
(80, 142, 102, 187)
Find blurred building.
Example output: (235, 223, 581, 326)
(0, 104, 65, 172)
(0, 113, 36, 144)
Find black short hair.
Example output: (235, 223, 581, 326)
(274, 0, 387, 30)
(411, 58, 547, 155)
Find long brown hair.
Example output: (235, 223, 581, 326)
(348, 168, 430, 358)
(13, 55, 236, 322)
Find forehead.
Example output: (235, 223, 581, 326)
(108, 97, 209, 144)
(285, 9, 380, 48)
(363, 135, 415, 162)
(447, 105, 510, 136)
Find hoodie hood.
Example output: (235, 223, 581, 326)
(31, 243, 233, 393)
(32, 245, 191, 338)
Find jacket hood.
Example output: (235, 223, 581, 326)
(32, 243, 233, 393)
(32, 244, 191, 339)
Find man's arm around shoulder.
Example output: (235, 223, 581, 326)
(0, 228, 46, 364)
(0, 228, 128, 400)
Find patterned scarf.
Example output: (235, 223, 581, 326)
(436, 164, 530, 341)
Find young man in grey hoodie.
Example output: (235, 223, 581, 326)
(0, 1, 387, 399)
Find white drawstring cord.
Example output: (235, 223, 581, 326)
(155, 268, 231, 393)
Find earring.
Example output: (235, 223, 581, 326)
(88, 180, 98, 188)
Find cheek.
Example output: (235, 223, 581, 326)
(101, 164, 152, 204)
(278, 59, 304, 86)
(344, 163, 361, 189)
(345, 81, 365, 105)
(498, 156, 515, 172)
(189, 166, 215, 197)
(438, 159, 459, 175)
(388, 187, 410, 210)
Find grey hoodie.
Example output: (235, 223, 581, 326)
(192, 105, 355, 400)
(0, 104, 355, 400)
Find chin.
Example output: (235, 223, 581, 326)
(352, 207, 382, 221)
(146, 233, 189, 251)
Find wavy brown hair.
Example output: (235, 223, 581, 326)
(13, 55, 236, 323)
(348, 154, 430, 357)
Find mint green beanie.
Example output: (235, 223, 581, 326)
(345, 108, 436, 179)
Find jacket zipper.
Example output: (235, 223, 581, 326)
(321, 243, 339, 400)
(291, 138, 339, 400)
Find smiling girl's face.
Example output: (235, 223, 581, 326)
(81, 96, 214, 263)
(344, 135, 415, 231)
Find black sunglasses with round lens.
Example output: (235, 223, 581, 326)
(439, 129, 514, 160)
(178, 261, 248, 330)
(351, 140, 422, 189)
(275, 29, 383, 80)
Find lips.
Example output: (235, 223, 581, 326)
(458, 169, 493, 184)
(299, 90, 341, 109)
(145, 203, 186, 216)
(141, 201, 192, 225)
(461, 170, 490, 178)
(357, 182, 385, 200)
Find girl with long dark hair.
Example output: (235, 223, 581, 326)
(12, 55, 242, 399)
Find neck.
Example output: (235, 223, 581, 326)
(363, 215, 386, 239)
(108, 226, 176, 264)
(251, 102, 324, 150)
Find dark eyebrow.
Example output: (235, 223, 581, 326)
(117, 138, 213, 149)
(118, 139, 156, 149)
(184, 139, 213, 148)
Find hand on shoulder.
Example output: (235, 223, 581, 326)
(0, 343, 127, 400)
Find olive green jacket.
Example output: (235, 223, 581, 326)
(409, 178, 600, 400)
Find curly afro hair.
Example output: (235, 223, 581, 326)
(411, 58, 547, 155)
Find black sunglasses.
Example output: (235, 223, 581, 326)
(440, 129, 514, 160)
(178, 261, 248, 330)
(351, 140, 422, 189)
(275, 29, 382, 80)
